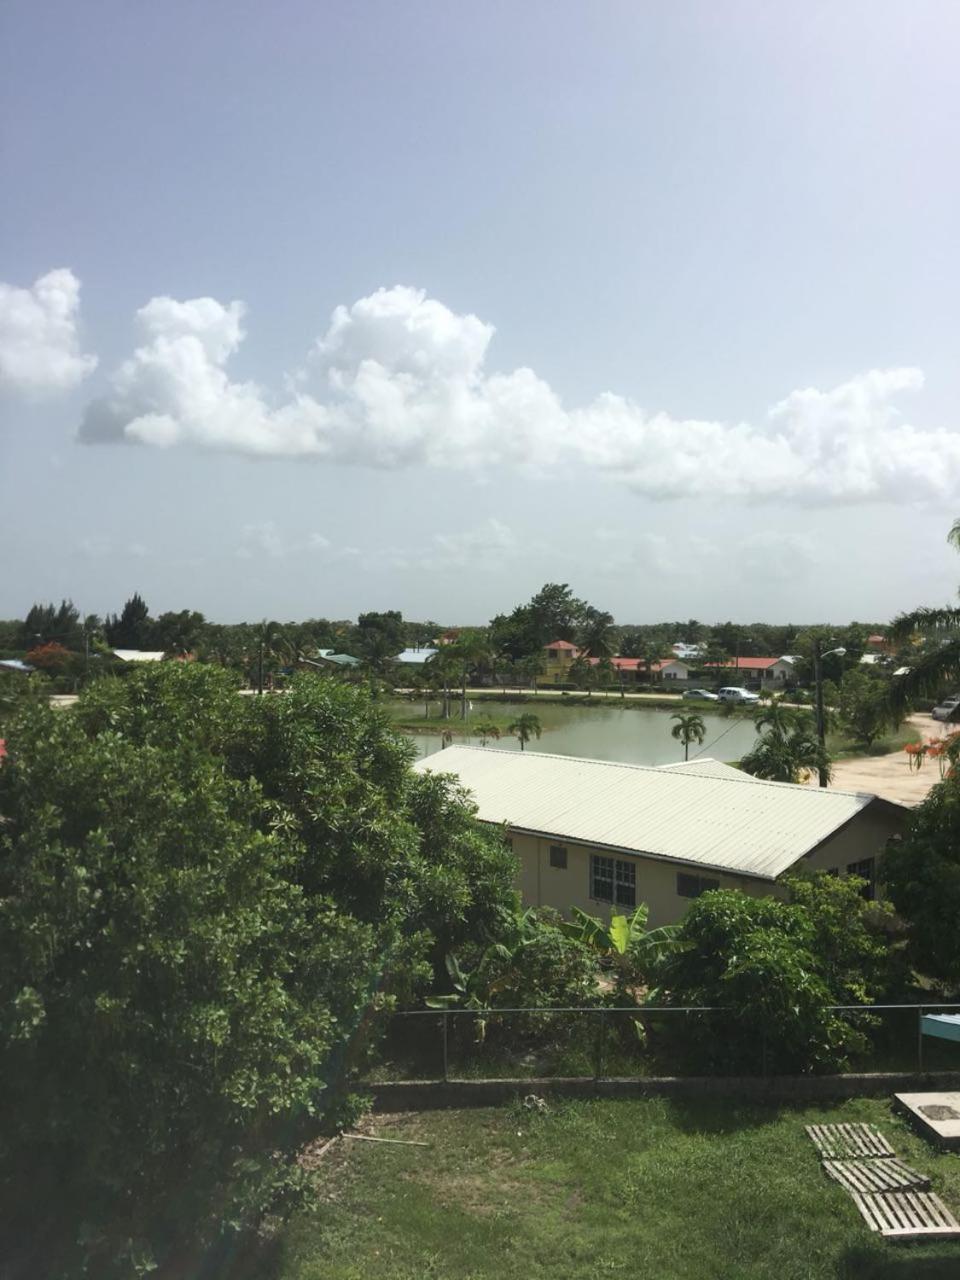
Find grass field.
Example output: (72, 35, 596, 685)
(262, 1097, 960, 1280)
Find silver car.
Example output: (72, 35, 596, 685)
(717, 686, 760, 704)
(683, 688, 719, 702)
(932, 695, 960, 722)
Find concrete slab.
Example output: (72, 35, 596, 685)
(895, 1091, 960, 1148)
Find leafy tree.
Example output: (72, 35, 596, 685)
(23, 640, 73, 674)
(837, 667, 896, 749)
(105, 593, 153, 650)
(882, 775, 960, 989)
(670, 712, 706, 762)
(488, 583, 591, 659)
(353, 610, 406, 672)
(0, 665, 516, 1273)
(739, 705, 831, 783)
(508, 712, 542, 751)
(663, 879, 888, 1073)
(151, 609, 208, 656)
(19, 599, 83, 650)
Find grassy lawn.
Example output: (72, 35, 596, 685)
(261, 1097, 960, 1280)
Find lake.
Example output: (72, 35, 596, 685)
(394, 698, 760, 766)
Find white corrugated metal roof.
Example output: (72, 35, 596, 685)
(658, 758, 749, 782)
(112, 649, 166, 662)
(413, 746, 891, 881)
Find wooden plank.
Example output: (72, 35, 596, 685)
(823, 1159, 928, 1195)
(851, 1191, 960, 1240)
(806, 1123, 895, 1160)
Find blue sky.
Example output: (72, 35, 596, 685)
(2, 1, 959, 624)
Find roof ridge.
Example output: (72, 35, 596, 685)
(436, 745, 877, 802)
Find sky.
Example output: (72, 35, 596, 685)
(1, 1, 959, 626)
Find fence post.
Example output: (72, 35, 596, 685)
(594, 1008, 605, 1083)
(761, 1026, 767, 1078)
(917, 1006, 924, 1075)
(442, 1012, 449, 1083)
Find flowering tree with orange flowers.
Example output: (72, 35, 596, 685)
(23, 641, 72, 674)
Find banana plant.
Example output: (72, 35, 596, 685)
(561, 904, 678, 993)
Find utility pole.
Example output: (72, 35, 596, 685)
(813, 639, 827, 787)
(257, 638, 264, 695)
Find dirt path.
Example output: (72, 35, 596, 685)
(812, 714, 946, 807)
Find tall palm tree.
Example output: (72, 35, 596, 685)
(425, 646, 461, 720)
(885, 518, 960, 713)
(670, 712, 706, 762)
(508, 713, 542, 751)
(448, 630, 494, 719)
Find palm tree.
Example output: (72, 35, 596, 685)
(473, 718, 501, 746)
(448, 629, 494, 719)
(739, 706, 831, 784)
(426, 646, 461, 719)
(670, 712, 706, 762)
(885, 518, 960, 713)
(508, 712, 542, 751)
(579, 607, 617, 660)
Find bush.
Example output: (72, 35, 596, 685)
(0, 664, 516, 1274)
(662, 877, 891, 1074)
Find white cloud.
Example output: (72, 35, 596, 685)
(235, 520, 355, 562)
(0, 268, 98, 394)
(78, 283, 960, 504)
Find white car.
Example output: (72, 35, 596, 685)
(683, 688, 719, 702)
(717, 686, 760, 704)
(932, 695, 960, 723)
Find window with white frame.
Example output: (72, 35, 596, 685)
(590, 854, 636, 907)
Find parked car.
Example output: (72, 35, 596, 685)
(931, 695, 960, 722)
(683, 688, 720, 702)
(717, 686, 760, 704)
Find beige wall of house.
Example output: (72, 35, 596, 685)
(507, 803, 903, 925)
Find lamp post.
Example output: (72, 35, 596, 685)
(813, 640, 846, 787)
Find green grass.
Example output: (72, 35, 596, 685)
(829, 721, 924, 761)
(261, 1097, 960, 1280)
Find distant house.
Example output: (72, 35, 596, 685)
(587, 656, 692, 684)
(671, 642, 705, 660)
(302, 652, 360, 670)
(543, 639, 580, 683)
(111, 649, 166, 663)
(704, 656, 795, 685)
(413, 747, 907, 926)
(866, 634, 888, 651)
(395, 647, 439, 666)
(0, 658, 35, 674)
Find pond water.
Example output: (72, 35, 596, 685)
(393, 698, 760, 766)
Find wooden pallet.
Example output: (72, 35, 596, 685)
(805, 1123, 895, 1159)
(850, 1190, 960, 1241)
(823, 1158, 930, 1195)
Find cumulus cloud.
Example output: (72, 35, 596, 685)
(0, 268, 98, 394)
(235, 520, 357, 562)
(78, 284, 960, 503)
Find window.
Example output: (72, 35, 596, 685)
(504, 837, 513, 851)
(549, 844, 567, 869)
(590, 855, 636, 907)
(677, 872, 720, 899)
(846, 857, 876, 900)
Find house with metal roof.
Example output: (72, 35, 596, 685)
(412, 746, 907, 925)
(395, 647, 439, 666)
(704, 656, 796, 685)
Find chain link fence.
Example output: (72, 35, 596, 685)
(363, 1003, 960, 1083)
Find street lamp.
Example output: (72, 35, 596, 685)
(813, 640, 846, 787)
